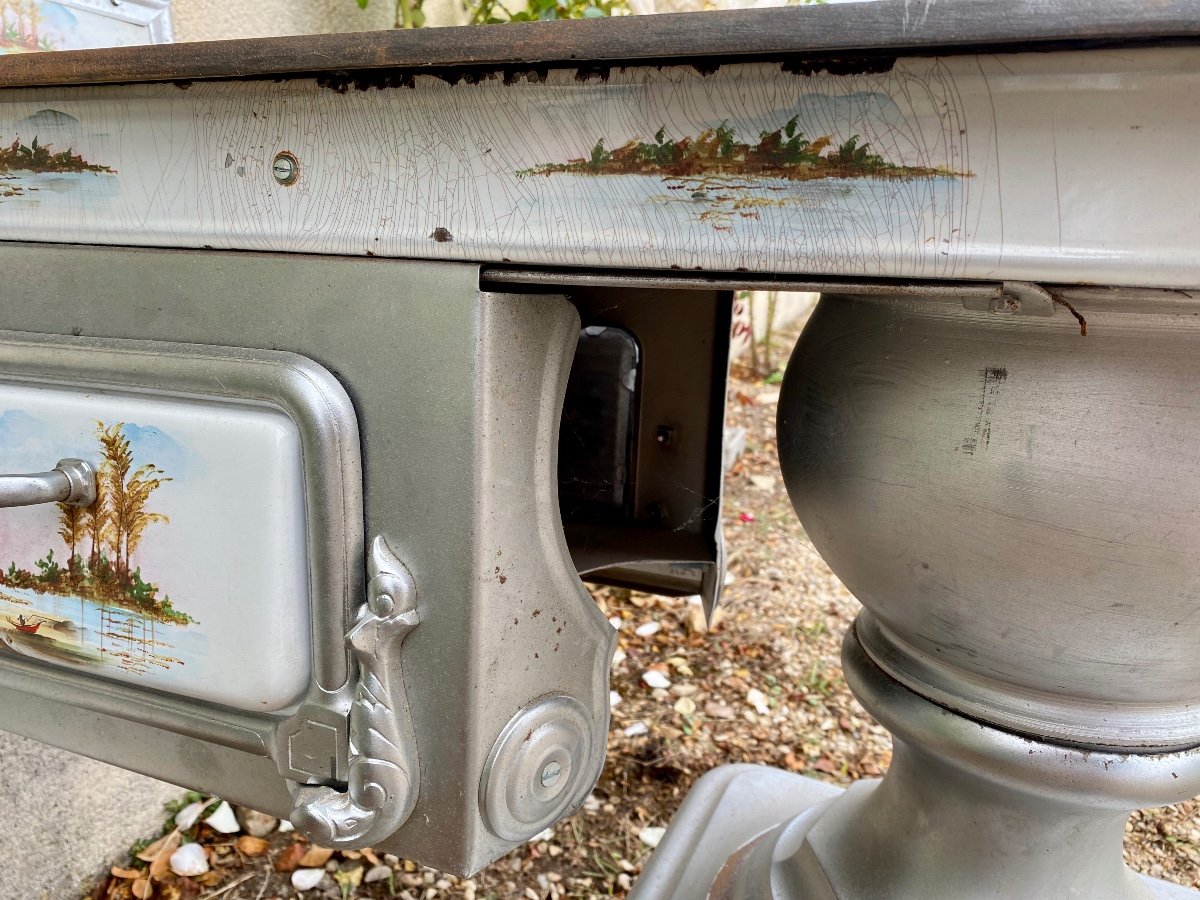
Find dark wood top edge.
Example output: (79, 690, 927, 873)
(1, 0, 1199, 88)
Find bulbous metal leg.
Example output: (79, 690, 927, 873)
(709, 626, 1200, 899)
(635, 289, 1200, 899)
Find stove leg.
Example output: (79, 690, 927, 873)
(634, 624, 1200, 899)
(635, 290, 1200, 899)
(711, 625, 1200, 899)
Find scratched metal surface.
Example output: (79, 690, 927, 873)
(0, 47, 1194, 286)
(0, 0, 1198, 86)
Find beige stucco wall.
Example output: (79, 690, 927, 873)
(169, 0, 465, 42)
(166, 0, 859, 42)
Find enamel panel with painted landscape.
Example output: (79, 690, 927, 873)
(0, 383, 313, 712)
(1, 50, 1198, 287)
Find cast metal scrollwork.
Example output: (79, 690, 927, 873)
(289, 535, 420, 847)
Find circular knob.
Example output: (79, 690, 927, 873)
(479, 695, 599, 842)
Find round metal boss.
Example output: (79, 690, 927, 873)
(480, 695, 596, 842)
(272, 151, 300, 186)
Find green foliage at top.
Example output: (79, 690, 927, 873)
(469, 0, 628, 24)
(357, 0, 627, 28)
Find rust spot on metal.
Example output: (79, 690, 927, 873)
(575, 65, 610, 83)
(430, 227, 453, 243)
(781, 54, 897, 76)
(1052, 295, 1088, 336)
(502, 67, 549, 85)
(317, 71, 416, 93)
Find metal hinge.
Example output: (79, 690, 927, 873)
(288, 536, 421, 848)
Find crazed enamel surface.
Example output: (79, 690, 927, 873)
(0, 383, 311, 711)
(0, 47, 1194, 286)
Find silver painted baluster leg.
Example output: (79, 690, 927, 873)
(705, 629, 1200, 900)
(635, 288, 1200, 899)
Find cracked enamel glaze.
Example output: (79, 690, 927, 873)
(0, 47, 1196, 287)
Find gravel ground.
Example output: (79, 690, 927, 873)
(95, 332, 1200, 899)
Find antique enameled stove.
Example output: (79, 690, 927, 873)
(0, 2, 1198, 896)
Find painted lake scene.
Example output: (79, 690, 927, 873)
(519, 112, 970, 231)
(522, 115, 960, 182)
(0, 419, 197, 680)
(0, 108, 117, 204)
(0, 385, 313, 711)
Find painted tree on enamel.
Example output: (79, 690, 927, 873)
(3, 420, 191, 627)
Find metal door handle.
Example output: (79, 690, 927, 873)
(0, 459, 97, 508)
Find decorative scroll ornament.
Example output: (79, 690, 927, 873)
(289, 535, 420, 847)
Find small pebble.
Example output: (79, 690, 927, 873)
(236, 807, 278, 837)
(168, 842, 209, 877)
(623, 721, 649, 737)
(639, 826, 666, 849)
(173, 800, 207, 831)
(291, 868, 326, 891)
(747, 688, 770, 715)
(205, 801, 241, 834)
(642, 670, 671, 690)
(749, 474, 777, 491)
(635, 621, 661, 637)
(364, 865, 393, 883)
(705, 701, 736, 719)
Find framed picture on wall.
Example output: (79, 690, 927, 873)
(0, 0, 172, 53)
